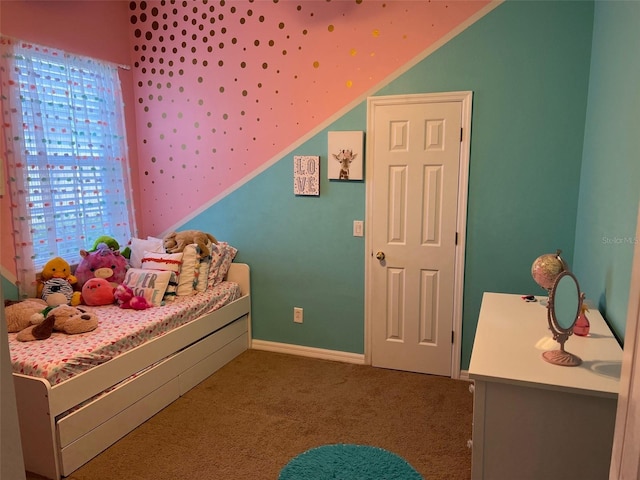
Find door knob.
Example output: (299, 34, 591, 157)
(375, 251, 385, 261)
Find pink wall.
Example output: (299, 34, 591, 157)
(0, 0, 491, 279)
(0, 1, 139, 279)
(129, 0, 491, 234)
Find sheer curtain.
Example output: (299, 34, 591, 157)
(0, 37, 134, 299)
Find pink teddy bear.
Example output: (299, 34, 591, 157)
(114, 284, 152, 310)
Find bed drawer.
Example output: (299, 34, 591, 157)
(59, 377, 181, 477)
(57, 316, 248, 476)
(180, 328, 248, 394)
(57, 316, 248, 448)
(57, 355, 181, 449)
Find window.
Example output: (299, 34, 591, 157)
(0, 37, 134, 298)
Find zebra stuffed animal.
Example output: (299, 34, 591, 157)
(41, 277, 82, 306)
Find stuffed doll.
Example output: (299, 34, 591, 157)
(17, 304, 99, 342)
(37, 257, 81, 305)
(75, 243, 129, 288)
(114, 284, 152, 310)
(163, 230, 217, 258)
(81, 278, 115, 306)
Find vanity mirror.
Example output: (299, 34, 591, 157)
(543, 270, 584, 366)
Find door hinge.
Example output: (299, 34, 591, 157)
(451, 331, 455, 344)
(455, 232, 459, 245)
(460, 127, 463, 142)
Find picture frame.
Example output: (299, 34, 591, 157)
(327, 131, 364, 181)
(293, 155, 320, 196)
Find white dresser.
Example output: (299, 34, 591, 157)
(469, 292, 622, 480)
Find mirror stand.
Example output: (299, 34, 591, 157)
(542, 270, 583, 367)
(542, 332, 582, 367)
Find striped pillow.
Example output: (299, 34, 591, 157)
(141, 251, 183, 274)
(141, 252, 183, 302)
(176, 244, 201, 296)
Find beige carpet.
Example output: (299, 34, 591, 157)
(29, 349, 473, 480)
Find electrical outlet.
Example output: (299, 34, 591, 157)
(294, 307, 304, 323)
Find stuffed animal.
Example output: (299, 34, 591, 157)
(17, 304, 99, 342)
(89, 235, 131, 259)
(41, 277, 80, 306)
(4, 298, 48, 333)
(81, 278, 115, 306)
(163, 230, 217, 258)
(37, 257, 81, 305)
(75, 243, 129, 288)
(114, 284, 152, 310)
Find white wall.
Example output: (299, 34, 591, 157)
(1, 285, 26, 480)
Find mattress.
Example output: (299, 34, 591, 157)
(9, 281, 242, 386)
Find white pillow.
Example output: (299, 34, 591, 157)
(129, 237, 164, 268)
(196, 256, 211, 292)
(195, 240, 214, 292)
(141, 251, 183, 273)
(176, 244, 200, 296)
(163, 271, 179, 302)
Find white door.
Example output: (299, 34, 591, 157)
(610, 200, 640, 479)
(366, 93, 470, 376)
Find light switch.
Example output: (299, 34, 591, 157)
(353, 220, 364, 237)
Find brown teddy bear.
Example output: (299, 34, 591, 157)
(16, 304, 99, 342)
(163, 230, 217, 258)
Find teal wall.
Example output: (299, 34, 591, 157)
(7, 1, 633, 373)
(379, 0, 593, 368)
(573, 0, 640, 342)
(186, 105, 367, 352)
(187, 1, 595, 369)
(1, 277, 17, 302)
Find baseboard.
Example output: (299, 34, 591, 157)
(250, 340, 470, 379)
(250, 340, 366, 365)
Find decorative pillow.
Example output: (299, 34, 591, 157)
(123, 268, 172, 307)
(176, 244, 200, 296)
(163, 271, 179, 302)
(216, 243, 237, 284)
(195, 240, 214, 292)
(195, 256, 211, 292)
(207, 242, 238, 286)
(141, 251, 183, 274)
(206, 243, 225, 285)
(129, 237, 165, 269)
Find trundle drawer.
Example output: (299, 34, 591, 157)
(58, 377, 181, 476)
(56, 316, 247, 448)
(56, 316, 249, 476)
(57, 353, 182, 449)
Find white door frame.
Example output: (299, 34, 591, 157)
(610, 200, 640, 479)
(364, 91, 473, 379)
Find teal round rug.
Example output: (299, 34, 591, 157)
(279, 444, 423, 480)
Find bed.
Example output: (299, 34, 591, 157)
(9, 262, 251, 480)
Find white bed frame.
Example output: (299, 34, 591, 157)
(13, 263, 251, 480)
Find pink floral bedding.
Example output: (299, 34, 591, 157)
(8, 281, 242, 386)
